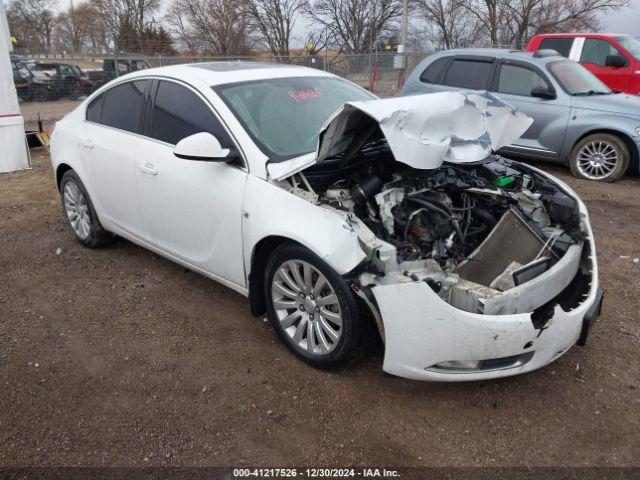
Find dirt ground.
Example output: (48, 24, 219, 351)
(0, 149, 639, 469)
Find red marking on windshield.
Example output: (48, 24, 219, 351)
(288, 88, 321, 102)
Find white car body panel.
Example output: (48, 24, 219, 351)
(134, 135, 248, 287)
(49, 62, 601, 382)
(242, 175, 367, 277)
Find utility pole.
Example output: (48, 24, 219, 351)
(401, 0, 408, 52)
(395, 0, 409, 89)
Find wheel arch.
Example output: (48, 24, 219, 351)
(247, 235, 305, 317)
(55, 163, 73, 191)
(571, 129, 638, 174)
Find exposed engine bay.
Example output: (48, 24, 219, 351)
(281, 147, 587, 316)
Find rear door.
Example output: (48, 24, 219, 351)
(82, 79, 151, 238)
(134, 79, 248, 287)
(492, 60, 570, 159)
(577, 38, 633, 92)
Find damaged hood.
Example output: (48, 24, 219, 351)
(267, 91, 532, 180)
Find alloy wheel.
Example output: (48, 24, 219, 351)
(271, 260, 343, 356)
(576, 140, 619, 180)
(63, 181, 91, 240)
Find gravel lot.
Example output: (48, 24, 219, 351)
(0, 150, 639, 468)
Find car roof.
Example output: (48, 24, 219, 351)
(430, 48, 567, 65)
(124, 61, 336, 86)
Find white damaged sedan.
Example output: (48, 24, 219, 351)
(50, 62, 603, 381)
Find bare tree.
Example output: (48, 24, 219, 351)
(92, 0, 160, 51)
(303, 0, 403, 54)
(507, 0, 629, 47)
(245, 0, 303, 57)
(413, 0, 483, 48)
(166, 0, 253, 56)
(6, 0, 58, 52)
(55, 2, 97, 52)
(414, 0, 629, 49)
(303, 29, 330, 55)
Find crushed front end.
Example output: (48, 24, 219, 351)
(332, 159, 600, 380)
(274, 92, 602, 381)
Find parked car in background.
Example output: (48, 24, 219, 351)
(50, 62, 602, 381)
(400, 48, 640, 182)
(526, 33, 640, 95)
(33, 62, 95, 100)
(85, 58, 150, 88)
(11, 57, 57, 102)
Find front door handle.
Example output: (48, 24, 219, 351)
(138, 162, 158, 175)
(81, 138, 94, 149)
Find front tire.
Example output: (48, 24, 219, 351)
(570, 133, 629, 182)
(264, 243, 363, 369)
(60, 170, 114, 248)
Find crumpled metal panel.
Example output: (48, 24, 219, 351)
(316, 91, 533, 169)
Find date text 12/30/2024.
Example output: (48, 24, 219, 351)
(233, 468, 400, 478)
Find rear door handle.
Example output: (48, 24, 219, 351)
(138, 162, 158, 175)
(81, 138, 94, 149)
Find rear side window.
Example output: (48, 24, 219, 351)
(420, 57, 449, 84)
(149, 80, 232, 147)
(497, 64, 550, 96)
(86, 95, 103, 123)
(539, 38, 573, 58)
(443, 59, 493, 90)
(580, 38, 622, 66)
(98, 80, 149, 133)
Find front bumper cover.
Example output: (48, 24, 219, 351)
(370, 198, 600, 382)
(372, 271, 600, 381)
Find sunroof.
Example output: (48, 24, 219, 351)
(189, 61, 294, 72)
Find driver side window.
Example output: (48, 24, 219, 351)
(580, 39, 622, 66)
(149, 81, 233, 148)
(497, 64, 549, 96)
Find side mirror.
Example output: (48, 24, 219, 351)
(530, 85, 556, 100)
(174, 132, 231, 162)
(605, 55, 627, 68)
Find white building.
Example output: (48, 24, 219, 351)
(0, 2, 29, 174)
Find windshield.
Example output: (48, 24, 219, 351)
(617, 36, 640, 60)
(547, 61, 611, 95)
(215, 76, 376, 162)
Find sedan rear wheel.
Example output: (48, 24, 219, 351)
(264, 243, 363, 369)
(570, 133, 629, 182)
(60, 170, 114, 248)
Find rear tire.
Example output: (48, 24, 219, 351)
(570, 133, 629, 182)
(60, 170, 114, 248)
(264, 243, 364, 369)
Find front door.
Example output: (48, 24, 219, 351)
(578, 38, 633, 92)
(135, 79, 248, 287)
(493, 61, 570, 159)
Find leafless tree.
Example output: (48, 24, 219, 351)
(166, 0, 253, 56)
(413, 0, 628, 50)
(303, 29, 330, 54)
(54, 2, 96, 52)
(245, 0, 303, 57)
(506, 0, 629, 47)
(92, 0, 160, 51)
(303, 0, 403, 54)
(6, 0, 58, 52)
(413, 0, 483, 49)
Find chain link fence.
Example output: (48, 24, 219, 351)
(14, 52, 432, 131)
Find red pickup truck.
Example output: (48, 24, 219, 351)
(526, 33, 640, 95)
